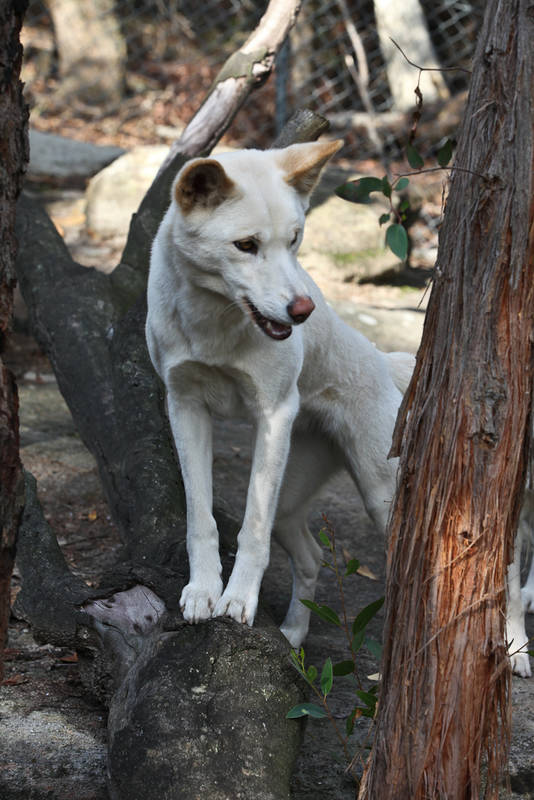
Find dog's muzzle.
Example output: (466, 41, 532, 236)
(245, 295, 315, 341)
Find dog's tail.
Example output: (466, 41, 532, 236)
(385, 351, 416, 396)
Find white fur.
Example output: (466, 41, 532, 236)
(146, 142, 415, 647)
(507, 489, 534, 677)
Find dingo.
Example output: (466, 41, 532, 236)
(146, 140, 414, 647)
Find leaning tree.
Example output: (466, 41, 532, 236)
(359, 0, 534, 797)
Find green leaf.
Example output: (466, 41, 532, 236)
(320, 657, 334, 696)
(437, 138, 454, 167)
(395, 177, 409, 191)
(406, 143, 424, 169)
(307, 665, 318, 683)
(356, 690, 378, 710)
(352, 597, 385, 636)
(365, 637, 383, 661)
(378, 212, 390, 226)
(381, 176, 392, 198)
(318, 529, 331, 549)
(286, 702, 328, 719)
(346, 706, 361, 735)
(300, 599, 342, 627)
(385, 224, 408, 261)
(399, 199, 410, 213)
(335, 176, 383, 204)
(333, 659, 355, 677)
(345, 558, 360, 576)
(352, 629, 365, 654)
(290, 648, 303, 671)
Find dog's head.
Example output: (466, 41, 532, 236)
(170, 139, 343, 340)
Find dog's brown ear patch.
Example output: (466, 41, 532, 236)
(174, 159, 236, 214)
(277, 139, 343, 197)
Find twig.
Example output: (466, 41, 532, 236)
(389, 37, 471, 76)
(335, 0, 385, 160)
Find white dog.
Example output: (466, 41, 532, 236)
(146, 139, 416, 648)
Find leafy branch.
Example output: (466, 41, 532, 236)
(286, 518, 383, 783)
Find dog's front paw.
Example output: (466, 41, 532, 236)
(213, 588, 258, 627)
(180, 578, 223, 623)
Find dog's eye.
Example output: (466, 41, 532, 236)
(234, 238, 258, 255)
(291, 230, 300, 247)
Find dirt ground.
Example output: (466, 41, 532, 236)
(2, 176, 534, 800)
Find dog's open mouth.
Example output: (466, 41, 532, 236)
(245, 299, 292, 341)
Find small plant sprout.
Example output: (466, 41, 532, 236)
(286, 516, 384, 783)
(335, 138, 455, 264)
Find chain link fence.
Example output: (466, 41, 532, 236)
(22, 0, 483, 158)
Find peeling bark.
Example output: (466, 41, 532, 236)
(359, 1, 534, 798)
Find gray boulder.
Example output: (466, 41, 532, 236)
(28, 129, 124, 186)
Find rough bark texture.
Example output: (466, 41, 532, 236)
(359, 1, 534, 798)
(46, 0, 126, 106)
(0, 0, 28, 682)
(13, 0, 330, 786)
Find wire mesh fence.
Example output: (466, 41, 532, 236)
(22, 0, 484, 159)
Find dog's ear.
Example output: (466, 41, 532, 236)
(275, 140, 343, 198)
(174, 159, 236, 214)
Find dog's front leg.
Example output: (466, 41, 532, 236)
(214, 396, 299, 627)
(167, 393, 223, 622)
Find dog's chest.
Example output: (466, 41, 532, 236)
(173, 360, 257, 418)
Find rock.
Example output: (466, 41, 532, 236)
(84, 143, 235, 239)
(332, 300, 425, 353)
(301, 192, 399, 282)
(28, 130, 124, 187)
(85, 145, 170, 238)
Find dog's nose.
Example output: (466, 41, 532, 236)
(287, 295, 315, 324)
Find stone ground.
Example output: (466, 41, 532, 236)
(2, 161, 534, 799)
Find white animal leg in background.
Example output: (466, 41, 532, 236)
(521, 547, 534, 614)
(166, 393, 223, 622)
(213, 397, 299, 627)
(520, 489, 534, 613)
(507, 522, 531, 677)
(344, 434, 399, 537)
(274, 514, 321, 648)
(273, 431, 343, 647)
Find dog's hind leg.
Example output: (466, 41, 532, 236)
(274, 513, 321, 649)
(507, 516, 531, 677)
(274, 431, 342, 648)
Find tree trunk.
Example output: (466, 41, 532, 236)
(359, 1, 534, 798)
(13, 3, 326, 796)
(46, 0, 126, 106)
(373, 0, 449, 111)
(0, 0, 29, 682)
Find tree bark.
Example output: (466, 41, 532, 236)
(359, 1, 534, 798)
(46, 0, 126, 106)
(0, 0, 29, 682)
(14, 3, 333, 793)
